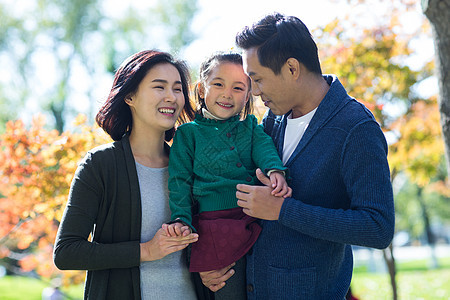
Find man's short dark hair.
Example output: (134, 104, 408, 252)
(236, 12, 322, 75)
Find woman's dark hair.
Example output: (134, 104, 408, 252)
(96, 50, 195, 141)
(235, 12, 322, 75)
(194, 52, 253, 118)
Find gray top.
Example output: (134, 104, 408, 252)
(136, 162, 196, 300)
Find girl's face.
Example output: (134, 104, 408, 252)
(199, 62, 250, 119)
(126, 63, 185, 133)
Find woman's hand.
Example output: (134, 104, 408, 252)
(140, 228, 198, 262)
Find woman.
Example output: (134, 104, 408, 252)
(53, 50, 199, 299)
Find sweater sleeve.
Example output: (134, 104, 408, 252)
(168, 126, 196, 230)
(278, 120, 395, 249)
(249, 115, 287, 175)
(53, 152, 140, 271)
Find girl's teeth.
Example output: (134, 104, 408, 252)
(218, 103, 232, 107)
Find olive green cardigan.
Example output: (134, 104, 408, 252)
(54, 134, 143, 299)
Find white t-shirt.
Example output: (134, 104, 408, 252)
(282, 108, 317, 164)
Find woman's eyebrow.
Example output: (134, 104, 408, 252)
(152, 79, 182, 85)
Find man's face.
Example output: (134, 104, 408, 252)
(242, 47, 293, 116)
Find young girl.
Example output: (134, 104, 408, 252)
(165, 52, 291, 299)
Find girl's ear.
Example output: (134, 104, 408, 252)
(197, 83, 205, 98)
(244, 90, 251, 104)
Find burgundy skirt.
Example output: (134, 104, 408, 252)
(189, 207, 261, 272)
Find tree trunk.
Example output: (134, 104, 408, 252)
(417, 187, 439, 268)
(383, 169, 398, 300)
(422, 0, 450, 177)
(383, 244, 397, 300)
(50, 102, 65, 133)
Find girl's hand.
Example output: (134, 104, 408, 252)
(140, 228, 198, 262)
(269, 171, 292, 198)
(161, 222, 192, 237)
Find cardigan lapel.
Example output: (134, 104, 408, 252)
(284, 75, 351, 168)
(274, 113, 288, 156)
(121, 133, 142, 241)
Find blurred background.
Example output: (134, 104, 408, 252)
(0, 0, 449, 299)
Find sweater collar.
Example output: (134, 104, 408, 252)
(201, 108, 228, 120)
(280, 75, 350, 127)
(195, 113, 240, 125)
(280, 75, 352, 166)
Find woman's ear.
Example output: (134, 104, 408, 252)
(124, 95, 133, 106)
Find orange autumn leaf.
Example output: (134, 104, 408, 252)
(0, 114, 111, 284)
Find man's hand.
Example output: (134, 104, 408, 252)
(237, 168, 285, 220)
(199, 263, 236, 292)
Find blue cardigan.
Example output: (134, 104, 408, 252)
(246, 75, 395, 299)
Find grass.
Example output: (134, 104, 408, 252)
(0, 276, 83, 300)
(351, 257, 450, 299)
(0, 258, 449, 299)
(351, 268, 450, 299)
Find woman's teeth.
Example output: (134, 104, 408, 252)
(159, 108, 175, 114)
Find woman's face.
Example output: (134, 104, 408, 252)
(126, 63, 185, 133)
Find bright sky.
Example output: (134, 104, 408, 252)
(101, 0, 436, 115)
(4, 0, 436, 125)
(184, 0, 347, 66)
(104, 0, 433, 67)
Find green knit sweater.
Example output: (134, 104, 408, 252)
(168, 114, 287, 229)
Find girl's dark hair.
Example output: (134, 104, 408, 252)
(194, 52, 253, 118)
(235, 12, 322, 75)
(96, 50, 195, 141)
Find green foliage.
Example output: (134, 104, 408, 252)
(316, 19, 427, 128)
(152, 0, 198, 53)
(0, 0, 199, 131)
(395, 176, 450, 241)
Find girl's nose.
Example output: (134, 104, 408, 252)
(222, 87, 232, 99)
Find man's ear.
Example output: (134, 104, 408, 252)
(285, 58, 301, 79)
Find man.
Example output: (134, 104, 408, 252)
(200, 13, 394, 299)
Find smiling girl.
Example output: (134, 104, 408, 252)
(165, 52, 291, 300)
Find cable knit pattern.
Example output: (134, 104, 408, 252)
(168, 114, 287, 229)
(246, 75, 395, 299)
